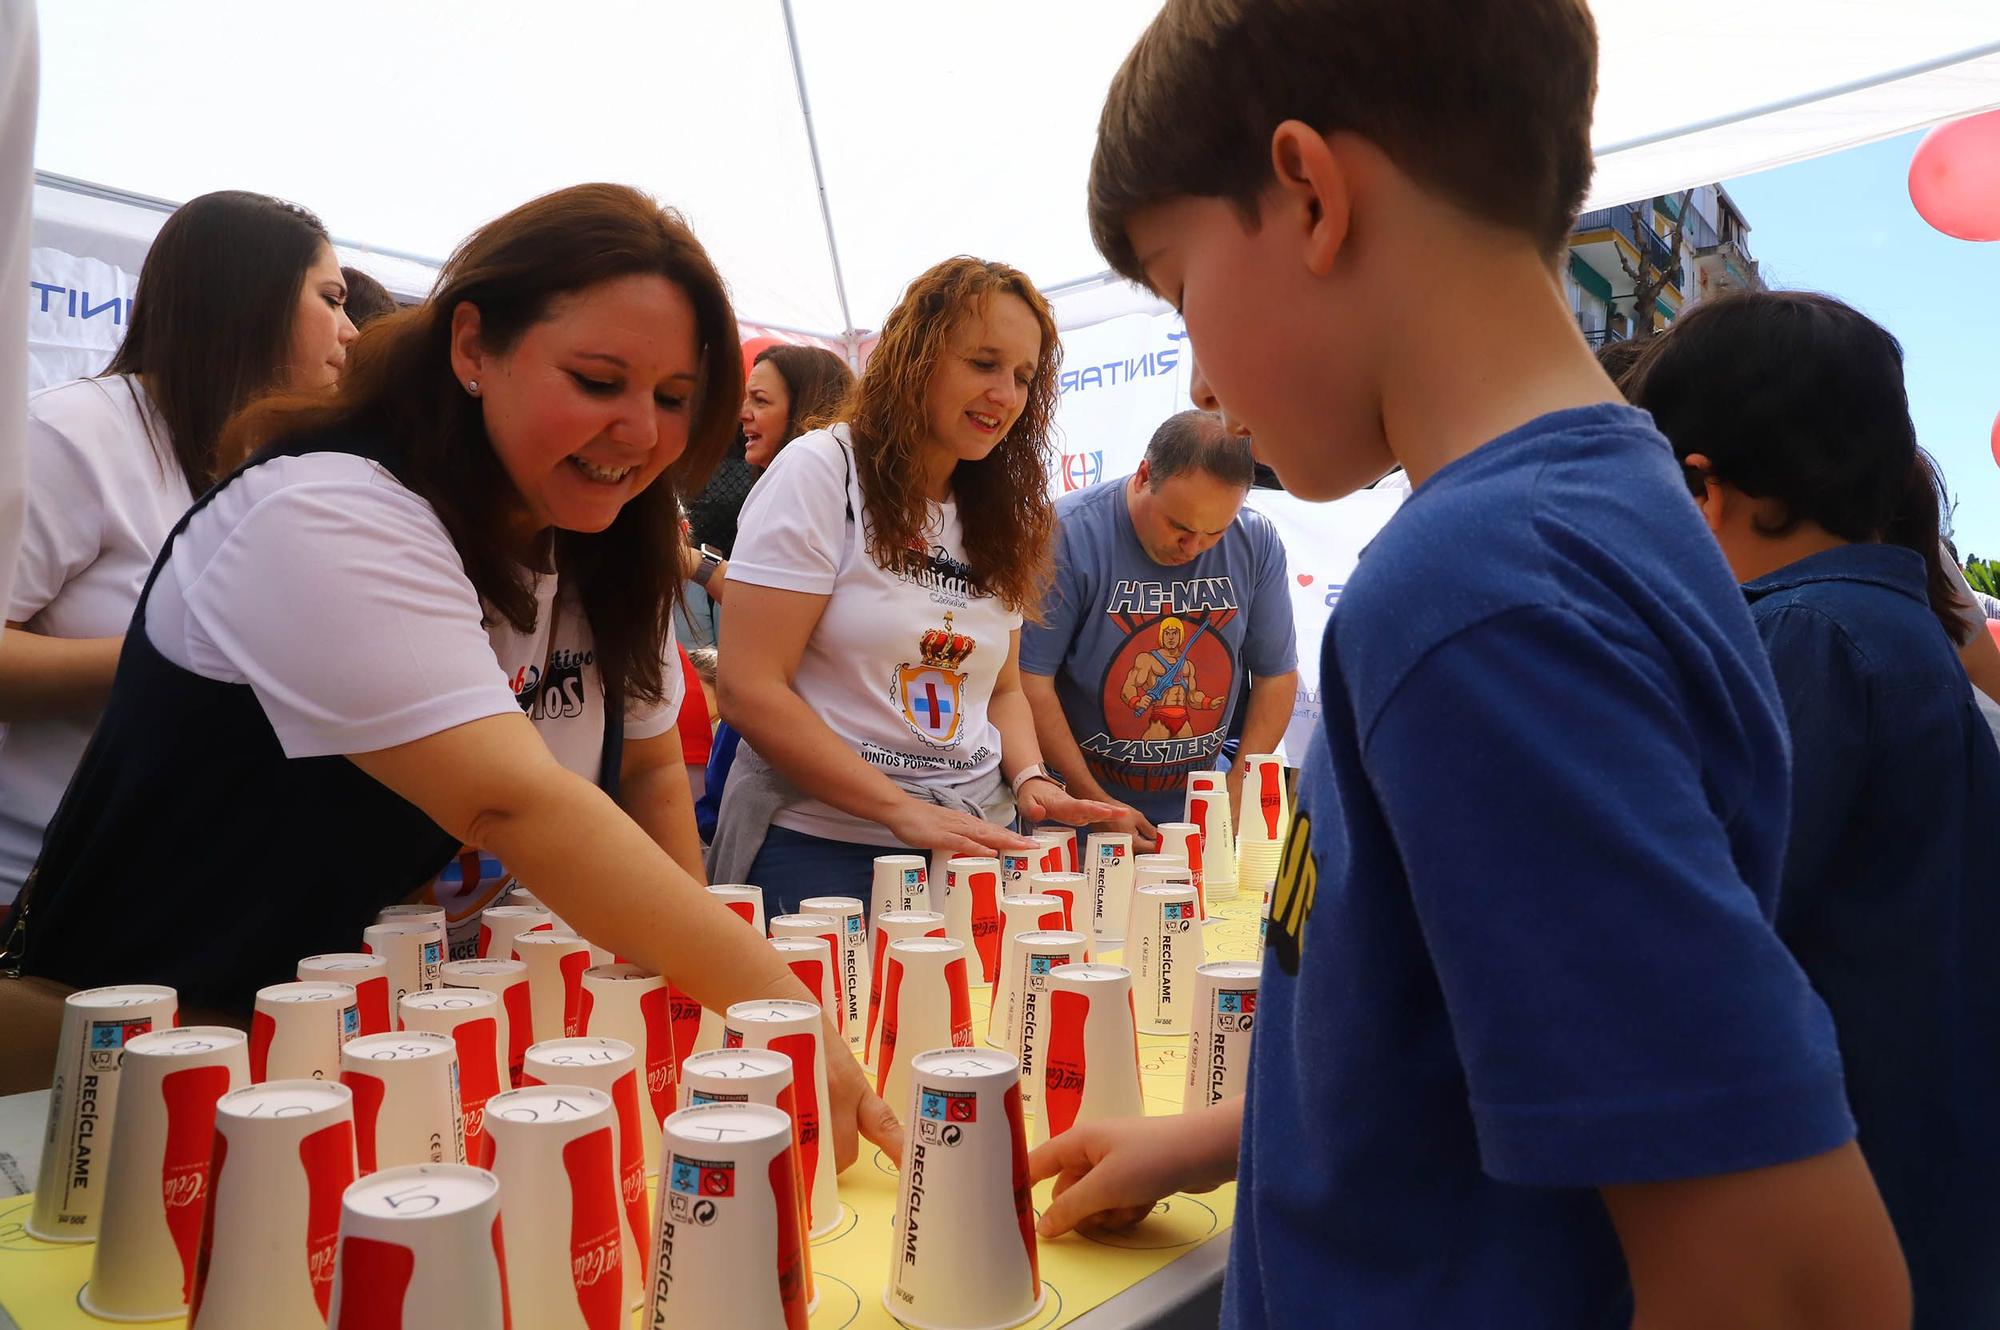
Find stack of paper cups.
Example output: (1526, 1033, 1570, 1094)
(885, 1048, 1042, 1329)
(1187, 788, 1239, 901)
(81, 1027, 248, 1322)
(865, 909, 947, 1066)
(327, 1164, 507, 1329)
(799, 895, 869, 1056)
(477, 902, 554, 960)
(1086, 832, 1135, 946)
(516, 930, 593, 1044)
(251, 981, 359, 1082)
(1186, 768, 1225, 808)
(707, 882, 766, 934)
(188, 1080, 357, 1328)
(1130, 885, 1205, 1034)
(1154, 822, 1208, 919)
(440, 957, 531, 1088)
(941, 857, 1003, 985)
(28, 983, 178, 1242)
(484, 1085, 625, 1330)
(872, 853, 931, 918)
(1037, 964, 1144, 1144)
(680, 1047, 794, 1110)
(400, 989, 504, 1167)
(1126, 853, 1191, 949)
(1237, 753, 1289, 892)
(378, 901, 448, 945)
(875, 937, 976, 1117)
(1183, 962, 1261, 1111)
(339, 1031, 465, 1173)
(987, 894, 1066, 1045)
(771, 937, 842, 1037)
(363, 920, 444, 1021)
(521, 1037, 648, 1313)
(1001, 929, 1091, 1119)
(298, 953, 392, 1036)
(650, 1103, 813, 1328)
(1038, 824, 1080, 873)
(1025, 870, 1087, 936)
(723, 998, 842, 1238)
(1030, 830, 1069, 877)
(999, 847, 1037, 898)
(577, 964, 674, 1177)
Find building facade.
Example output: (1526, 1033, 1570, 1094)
(1564, 184, 1764, 345)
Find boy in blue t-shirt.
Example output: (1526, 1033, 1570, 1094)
(1028, 2, 1910, 1326)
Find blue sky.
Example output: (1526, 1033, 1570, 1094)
(1722, 132, 2000, 561)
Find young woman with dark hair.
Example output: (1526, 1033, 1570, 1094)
(1, 184, 900, 1159)
(711, 257, 1115, 913)
(0, 190, 355, 903)
(741, 343, 854, 469)
(1630, 289, 2000, 1328)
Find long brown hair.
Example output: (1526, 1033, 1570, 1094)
(753, 343, 853, 453)
(842, 258, 1059, 617)
(222, 183, 742, 705)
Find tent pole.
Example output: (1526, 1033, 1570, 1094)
(780, 0, 862, 368)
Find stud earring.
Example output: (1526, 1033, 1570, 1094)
(465, 379, 479, 396)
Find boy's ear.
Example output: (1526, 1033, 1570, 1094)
(1269, 121, 1352, 278)
(1682, 453, 1727, 534)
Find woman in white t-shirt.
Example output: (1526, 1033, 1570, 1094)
(713, 257, 1115, 914)
(5, 185, 900, 1158)
(0, 191, 359, 903)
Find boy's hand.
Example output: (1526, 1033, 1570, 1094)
(1027, 1102, 1242, 1237)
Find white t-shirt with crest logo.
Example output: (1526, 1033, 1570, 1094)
(728, 427, 1023, 843)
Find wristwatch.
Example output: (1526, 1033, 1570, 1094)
(691, 543, 724, 588)
(1010, 763, 1065, 796)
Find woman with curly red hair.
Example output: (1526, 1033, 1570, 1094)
(712, 257, 1114, 912)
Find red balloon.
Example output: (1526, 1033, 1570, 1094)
(1909, 110, 2000, 242)
(1991, 405, 2000, 471)
(739, 335, 786, 378)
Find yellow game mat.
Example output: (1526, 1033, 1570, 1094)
(0, 895, 1264, 1329)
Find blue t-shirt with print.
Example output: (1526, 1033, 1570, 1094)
(1227, 405, 1854, 1328)
(1020, 477, 1296, 826)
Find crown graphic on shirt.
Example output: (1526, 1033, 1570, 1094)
(918, 611, 977, 670)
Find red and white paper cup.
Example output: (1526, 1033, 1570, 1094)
(800, 894, 869, 1055)
(1131, 885, 1205, 1034)
(1036, 825, 1079, 873)
(1184, 962, 1261, 1111)
(680, 1047, 795, 1110)
(987, 894, 1066, 1045)
(521, 1036, 648, 1312)
(81, 1027, 248, 1321)
(1126, 852, 1191, 948)
(577, 963, 676, 1178)
(251, 981, 360, 1083)
(1025, 870, 1087, 936)
(298, 953, 393, 1037)
(875, 937, 975, 1118)
(885, 1048, 1042, 1330)
(1031, 830, 1069, 877)
(477, 902, 555, 961)
(1154, 822, 1209, 919)
(483, 1085, 624, 1330)
(516, 930, 593, 1044)
(723, 998, 841, 1239)
(664, 980, 726, 1063)
(28, 983, 178, 1242)
(363, 921, 444, 1022)
(1186, 788, 1239, 899)
(1187, 769, 1225, 800)
(650, 1103, 813, 1329)
(377, 901, 447, 936)
(338, 1032, 466, 1173)
(871, 853, 931, 918)
(938, 857, 1002, 987)
(998, 848, 1037, 899)
(707, 882, 767, 934)
(188, 1080, 357, 1330)
(1085, 832, 1134, 946)
(440, 957, 531, 1088)
(1036, 964, 1144, 1145)
(865, 909, 947, 1066)
(400, 988, 504, 1168)
(327, 1164, 507, 1330)
(1237, 753, 1289, 892)
(999, 930, 1091, 1117)
(771, 936, 842, 1039)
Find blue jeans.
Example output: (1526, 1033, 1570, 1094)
(744, 824, 914, 920)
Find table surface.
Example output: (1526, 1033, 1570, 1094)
(0, 892, 1260, 1330)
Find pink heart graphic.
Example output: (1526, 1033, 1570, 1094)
(1296, 573, 1315, 587)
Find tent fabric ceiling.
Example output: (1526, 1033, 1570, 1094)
(30, 1, 2000, 339)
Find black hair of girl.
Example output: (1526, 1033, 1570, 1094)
(104, 190, 332, 493)
(1629, 290, 1970, 643)
(752, 343, 854, 450)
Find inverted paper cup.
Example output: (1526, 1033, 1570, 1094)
(875, 938, 975, 1118)
(516, 930, 593, 1044)
(1085, 832, 1134, 946)
(928, 850, 964, 912)
(1187, 769, 1226, 798)
(81, 1027, 248, 1321)
(1031, 830, 1069, 877)
(885, 1048, 1041, 1330)
(1036, 825, 1079, 873)
(987, 895, 1066, 1046)
(1130, 885, 1204, 1035)
(484, 1085, 624, 1330)
(298, 953, 392, 1037)
(338, 1031, 465, 1173)
(327, 1164, 506, 1329)
(505, 889, 546, 911)
(477, 903, 555, 960)
(1037, 964, 1144, 1145)
(577, 963, 675, 1178)
(188, 1080, 357, 1330)
(440, 957, 531, 1088)
(1184, 962, 1261, 1111)
(400, 988, 504, 1167)
(1025, 871, 1087, 936)
(723, 997, 841, 1239)
(799, 895, 869, 1056)
(998, 848, 1037, 899)
(28, 983, 178, 1242)
(680, 1047, 795, 1110)
(1126, 853, 1191, 948)
(998, 930, 1090, 1118)
(1242, 753, 1289, 846)
(521, 1036, 647, 1312)
(871, 853, 931, 918)
(771, 936, 842, 1042)
(362, 921, 445, 1023)
(377, 901, 447, 933)
(251, 981, 359, 1083)
(865, 910, 947, 1065)
(1154, 822, 1208, 920)
(1187, 789, 1239, 898)
(940, 858, 1003, 986)
(651, 1103, 813, 1328)
(707, 882, 767, 935)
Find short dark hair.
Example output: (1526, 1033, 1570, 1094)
(340, 266, 399, 328)
(751, 343, 854, 455)
(1144, 410, 1254, 489)
(1089, 0, 1598, 280)
(1628, 290, 1970, 644)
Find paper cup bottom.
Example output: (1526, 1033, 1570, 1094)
(883, 1285, 1047, 1330)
